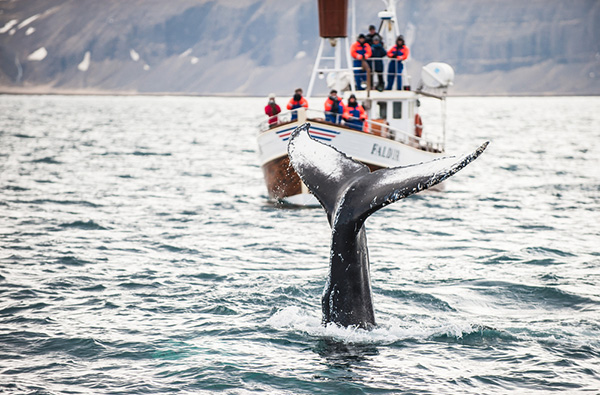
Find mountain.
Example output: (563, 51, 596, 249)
(1, 0, 599, 96)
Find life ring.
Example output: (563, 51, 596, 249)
(414, 114, 423, 137)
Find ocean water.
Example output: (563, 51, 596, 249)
(0, 94, 599, 394)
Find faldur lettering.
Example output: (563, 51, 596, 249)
(370, 143, 400, 161)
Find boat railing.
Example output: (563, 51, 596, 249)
(304, 108, 440, 151)
(360, 116, 441, 151)
(258, 109, 308, 133)
(260, 111, 298, 131)
(259, 108, 442, 153)
(351, 58, 409, 92)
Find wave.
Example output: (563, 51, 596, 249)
(132, 151, 171, 156)
(1, 316, 55, 326)
(179, 272, 228, 282)
(100, 151, 171, 156)
(2, 185, 29, 191)
(33, 337, 107, 359)
(197, 305, 238, 315)
(29, 156, 62, 164)
(0, 302, 50, 315)
(80, 284, 106, 292)
(155, 243, 202, 255)
(59, 220, 108, 230)
(53, 256, 92, 266)
(13, 199, 102, 208)
(12, 133, 35, 139)
(117, 281, 162, 290)
(377, 288, 457, 312)
(469, 280, 600, 310)
(485, 246, 577, 266)
(523, 246, 575, 258)
(266, 306, 501, 345)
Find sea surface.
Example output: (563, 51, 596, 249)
(0, 94, 599, 394)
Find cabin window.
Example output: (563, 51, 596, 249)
(393, 102, 402, 119)
(377, 101, 387, 119)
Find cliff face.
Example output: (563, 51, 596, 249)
(1, 0, 598, 96)
(392, 0, 600, 94)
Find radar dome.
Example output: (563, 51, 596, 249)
(421, 62, 455, 88)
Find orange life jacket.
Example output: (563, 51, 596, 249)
(350, 41, 372, 60)
(287, 97, 308, 110)
(387, 44, 410, 61)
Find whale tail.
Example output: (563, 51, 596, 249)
(287, 123, 488, 229)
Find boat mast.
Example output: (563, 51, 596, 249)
(306, 0, 354, 99)
(442, 97, 447, 149)
(351, 0, 356, 43)
(377, 0, 399, 44)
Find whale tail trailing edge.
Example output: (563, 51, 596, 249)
(288, 123, 488, 230)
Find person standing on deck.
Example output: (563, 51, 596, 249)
(264, 93, 281, 127)
(350, 34, 372, 90)
(287, 88, 308, 121)
(343, 94, 367, 131)
(386, 35, 410, 90)
(365, 25, 383, 46)
(369, 35, 386, 92)
(324, 90, 344, 124)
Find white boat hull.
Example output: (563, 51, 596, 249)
(257, 118, 442, 205)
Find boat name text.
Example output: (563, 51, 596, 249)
(371, 143, 400, 161)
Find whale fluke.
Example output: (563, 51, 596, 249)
(287, 123, 488, 329)
(287, 123, 370, 225)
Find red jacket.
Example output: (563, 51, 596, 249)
(265, 103, 281, 125)
(350, 41, 372, 60)
(387, 44, 410, 61)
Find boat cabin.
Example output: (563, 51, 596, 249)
(347, 89, 421, 142)
(367, 94, 417, 135)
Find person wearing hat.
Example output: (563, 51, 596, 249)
(386, 35, 410, 90)
(343, 94, 367, 131)
(350, 34, 372, 90)
(286, 88, 309, 121)
(265, 93, 281, 127)
(324, 89, 344, 124)
(365, 24, 383, 46)
(369, 35, 386, 91)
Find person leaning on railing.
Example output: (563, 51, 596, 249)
(386, 35, 410, 90)
(343, 94, 367, 131)
(324, 90, 344, 124)
(287, 88, 309, 121)
(350, 34, 372, 90)
(369, 35, 386, 92)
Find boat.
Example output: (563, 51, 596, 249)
(256, 0, 456, 206)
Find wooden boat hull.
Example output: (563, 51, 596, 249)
(261, 155, 302, 201)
